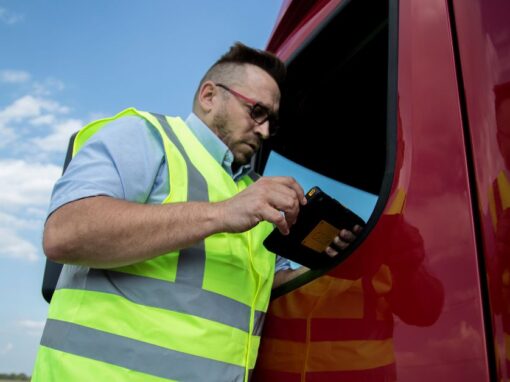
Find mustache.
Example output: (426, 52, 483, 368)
(246, 140, 260, 151)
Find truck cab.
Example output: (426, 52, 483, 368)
(252, 0, 510, 380)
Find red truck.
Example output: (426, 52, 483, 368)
(250, 0, 510, 381)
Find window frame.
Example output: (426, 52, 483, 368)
(256, 0, 400, 298)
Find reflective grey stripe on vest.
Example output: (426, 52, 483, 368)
(58, 267, 252, 332)
(151, 113, 208, 287)
(252, 310, 266, 337)
(41, 318, 245, 382)
(57, 267, 266, 335)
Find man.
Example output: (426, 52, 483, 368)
(32, 42, 357, 381)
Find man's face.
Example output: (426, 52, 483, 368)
(211, 65, 280, 165)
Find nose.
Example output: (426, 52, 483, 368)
(254, 120, 271, 140)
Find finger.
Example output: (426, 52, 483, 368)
(262, 207, 291, 235)
(249, 180, 300, 231)
(266, 187, 301, 226)
(263, 192, 299, 227)
(332, 236, 350, 250)
(339, 229, 356, 243)
(269, 176, 307, 205)
(282, 199, 301, 227)
(353, 225, 363, 234)
(325, 246, 339, 258)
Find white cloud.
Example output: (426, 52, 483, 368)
(0, 92, 77, 156)
(29, 114, 56, 126)
(0, 95, 69, 127)
(0, 70, 30, 83)
(0, 7, 23, 25)
(0, 342, 14, 355)
(0, 160, 58, 263)
(0, 228, 39, 262)
(18, 320, 45, 336)
(32, 118, 82, 152)
(18, 320, 45, 330)
(0, 75, 78, 156)
(0, 94, 75, 155)
(0, 159, 61, 207)
(0, 158, 60, 263)
(0, 212, 40, 230)
(0, 95, 41, 123)
(0, 124, 17, 148)
(26, 207, 47, 219)
(32, 78, 65, 96)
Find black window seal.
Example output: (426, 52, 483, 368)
(267, 0, 400, 299)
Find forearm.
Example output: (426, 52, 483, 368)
(44, 196, 224, 268)
(44, 176, 307, 269)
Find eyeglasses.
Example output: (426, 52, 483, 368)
(215, 83, 279, 136)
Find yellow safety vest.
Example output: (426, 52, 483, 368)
(33, 108, 275, 382)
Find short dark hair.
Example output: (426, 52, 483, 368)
(193, 42, 286, 109)
(209, 42, 286, 88)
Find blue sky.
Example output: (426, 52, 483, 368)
(0, 1, 284, 374)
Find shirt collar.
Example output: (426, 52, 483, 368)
(185, 113, 252, 179)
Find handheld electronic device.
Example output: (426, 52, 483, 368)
(263, 186, 365, 269)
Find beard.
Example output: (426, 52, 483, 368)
(210, 109, 251, 167)
(211, 107, 230, 143)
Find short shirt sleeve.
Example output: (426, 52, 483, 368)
(275, 255, 292, 272)
(47, 116, 165, 217)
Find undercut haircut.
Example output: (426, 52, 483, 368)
(193, 42, 286, 110)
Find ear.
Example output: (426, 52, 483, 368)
(197, 81, 218, 114)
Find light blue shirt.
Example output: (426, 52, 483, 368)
(48, 112, 290, 272)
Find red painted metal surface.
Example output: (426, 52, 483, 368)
(252, 0, 510, 380)
(266, 0, 339, 56)
(388, 0, 488, 379)
(267, 0, 343, 62)
(451, 0, 510, 379)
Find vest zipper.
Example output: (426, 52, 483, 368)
(242, 184, 262, 382)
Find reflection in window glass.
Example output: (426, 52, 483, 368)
(264, 151, 378, 221)
(264, 151, 378, 269)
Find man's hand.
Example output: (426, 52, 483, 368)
(216, 176, 307, 235)
(273, 225, 362, 288)
(324, 225, 363, 258)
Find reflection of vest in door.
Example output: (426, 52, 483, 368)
(488, 171, 510, 376)
(489, 171, 510, 232)
(253, 265, 397, 382)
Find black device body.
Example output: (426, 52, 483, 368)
(263, 186, 365, 269)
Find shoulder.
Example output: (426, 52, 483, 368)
(79, 114, 164, 157)
(91, 114, 156, 140)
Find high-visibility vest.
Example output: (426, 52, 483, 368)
(33, 108, 276, 382)
(253, 265, 397, 382)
